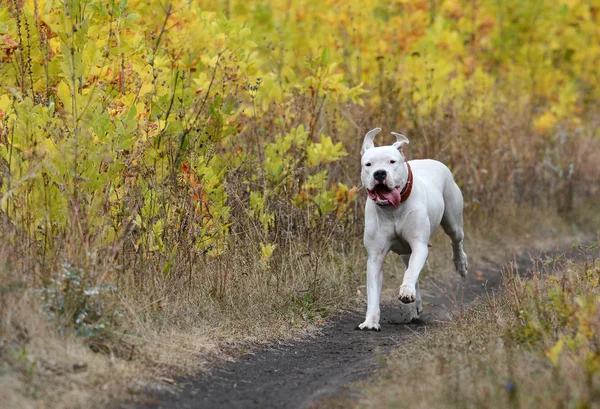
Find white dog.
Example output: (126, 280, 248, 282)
(357, 128, 468, 331)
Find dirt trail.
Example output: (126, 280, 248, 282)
(125, 250, 540, 409)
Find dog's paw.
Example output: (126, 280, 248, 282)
(356, 321, 381, 331)
(453, 252, 468, 279)
(398, 285, 416, 304)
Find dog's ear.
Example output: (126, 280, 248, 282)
(391, 132, 409, 152)
(361, 128, 381, 155)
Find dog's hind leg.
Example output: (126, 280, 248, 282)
(441, 182, 468, 278)
(401, 254, 422, 315)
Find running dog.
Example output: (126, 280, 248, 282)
(357, 128, 468, 331)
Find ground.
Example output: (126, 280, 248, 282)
(121, 245, 544, 409)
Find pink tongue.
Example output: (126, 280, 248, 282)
(376, 187, 401, 207)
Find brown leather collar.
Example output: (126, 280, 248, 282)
(398, 162, 413, 203)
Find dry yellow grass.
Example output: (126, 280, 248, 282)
(352, 235, 600, 409)
(0, 289, 140, 409)
(2, 207, 595, 409)
(0, 227, 366, 408)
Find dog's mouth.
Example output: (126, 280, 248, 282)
(367, 184, 402, 207)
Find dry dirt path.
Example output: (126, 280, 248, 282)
(125, 250, 540, 409)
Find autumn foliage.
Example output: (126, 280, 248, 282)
(1, 0, 599, 353)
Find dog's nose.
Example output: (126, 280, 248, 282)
(373, 170, 387, 183)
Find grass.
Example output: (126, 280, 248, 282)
(0, 216, 366, 408)
(1, 206, 594, 409)
(0, 287, 140, 409)
(352, 239, 600, 409)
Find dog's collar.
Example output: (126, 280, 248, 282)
(398, 162, 413, 203)
(370, 162, 414, 207)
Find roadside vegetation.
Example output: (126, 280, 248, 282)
(1, 0, 599, 407)
(355, 241, 600, 409)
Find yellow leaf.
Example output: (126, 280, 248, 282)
(260, 242, 277, 262)
(545, 339, 564, 367)
(534, 110, 558, 135)
(56, 81, 72, 111)
(0, 94, 11, 115)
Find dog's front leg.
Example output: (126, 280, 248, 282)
(398, 241, 428, 304)
(357, 250, 386, 331)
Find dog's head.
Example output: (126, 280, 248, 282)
(360, 128, 410, 207)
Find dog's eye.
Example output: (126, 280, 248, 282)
(365, 163, 372, 167)
(390, 160, 396, 164)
